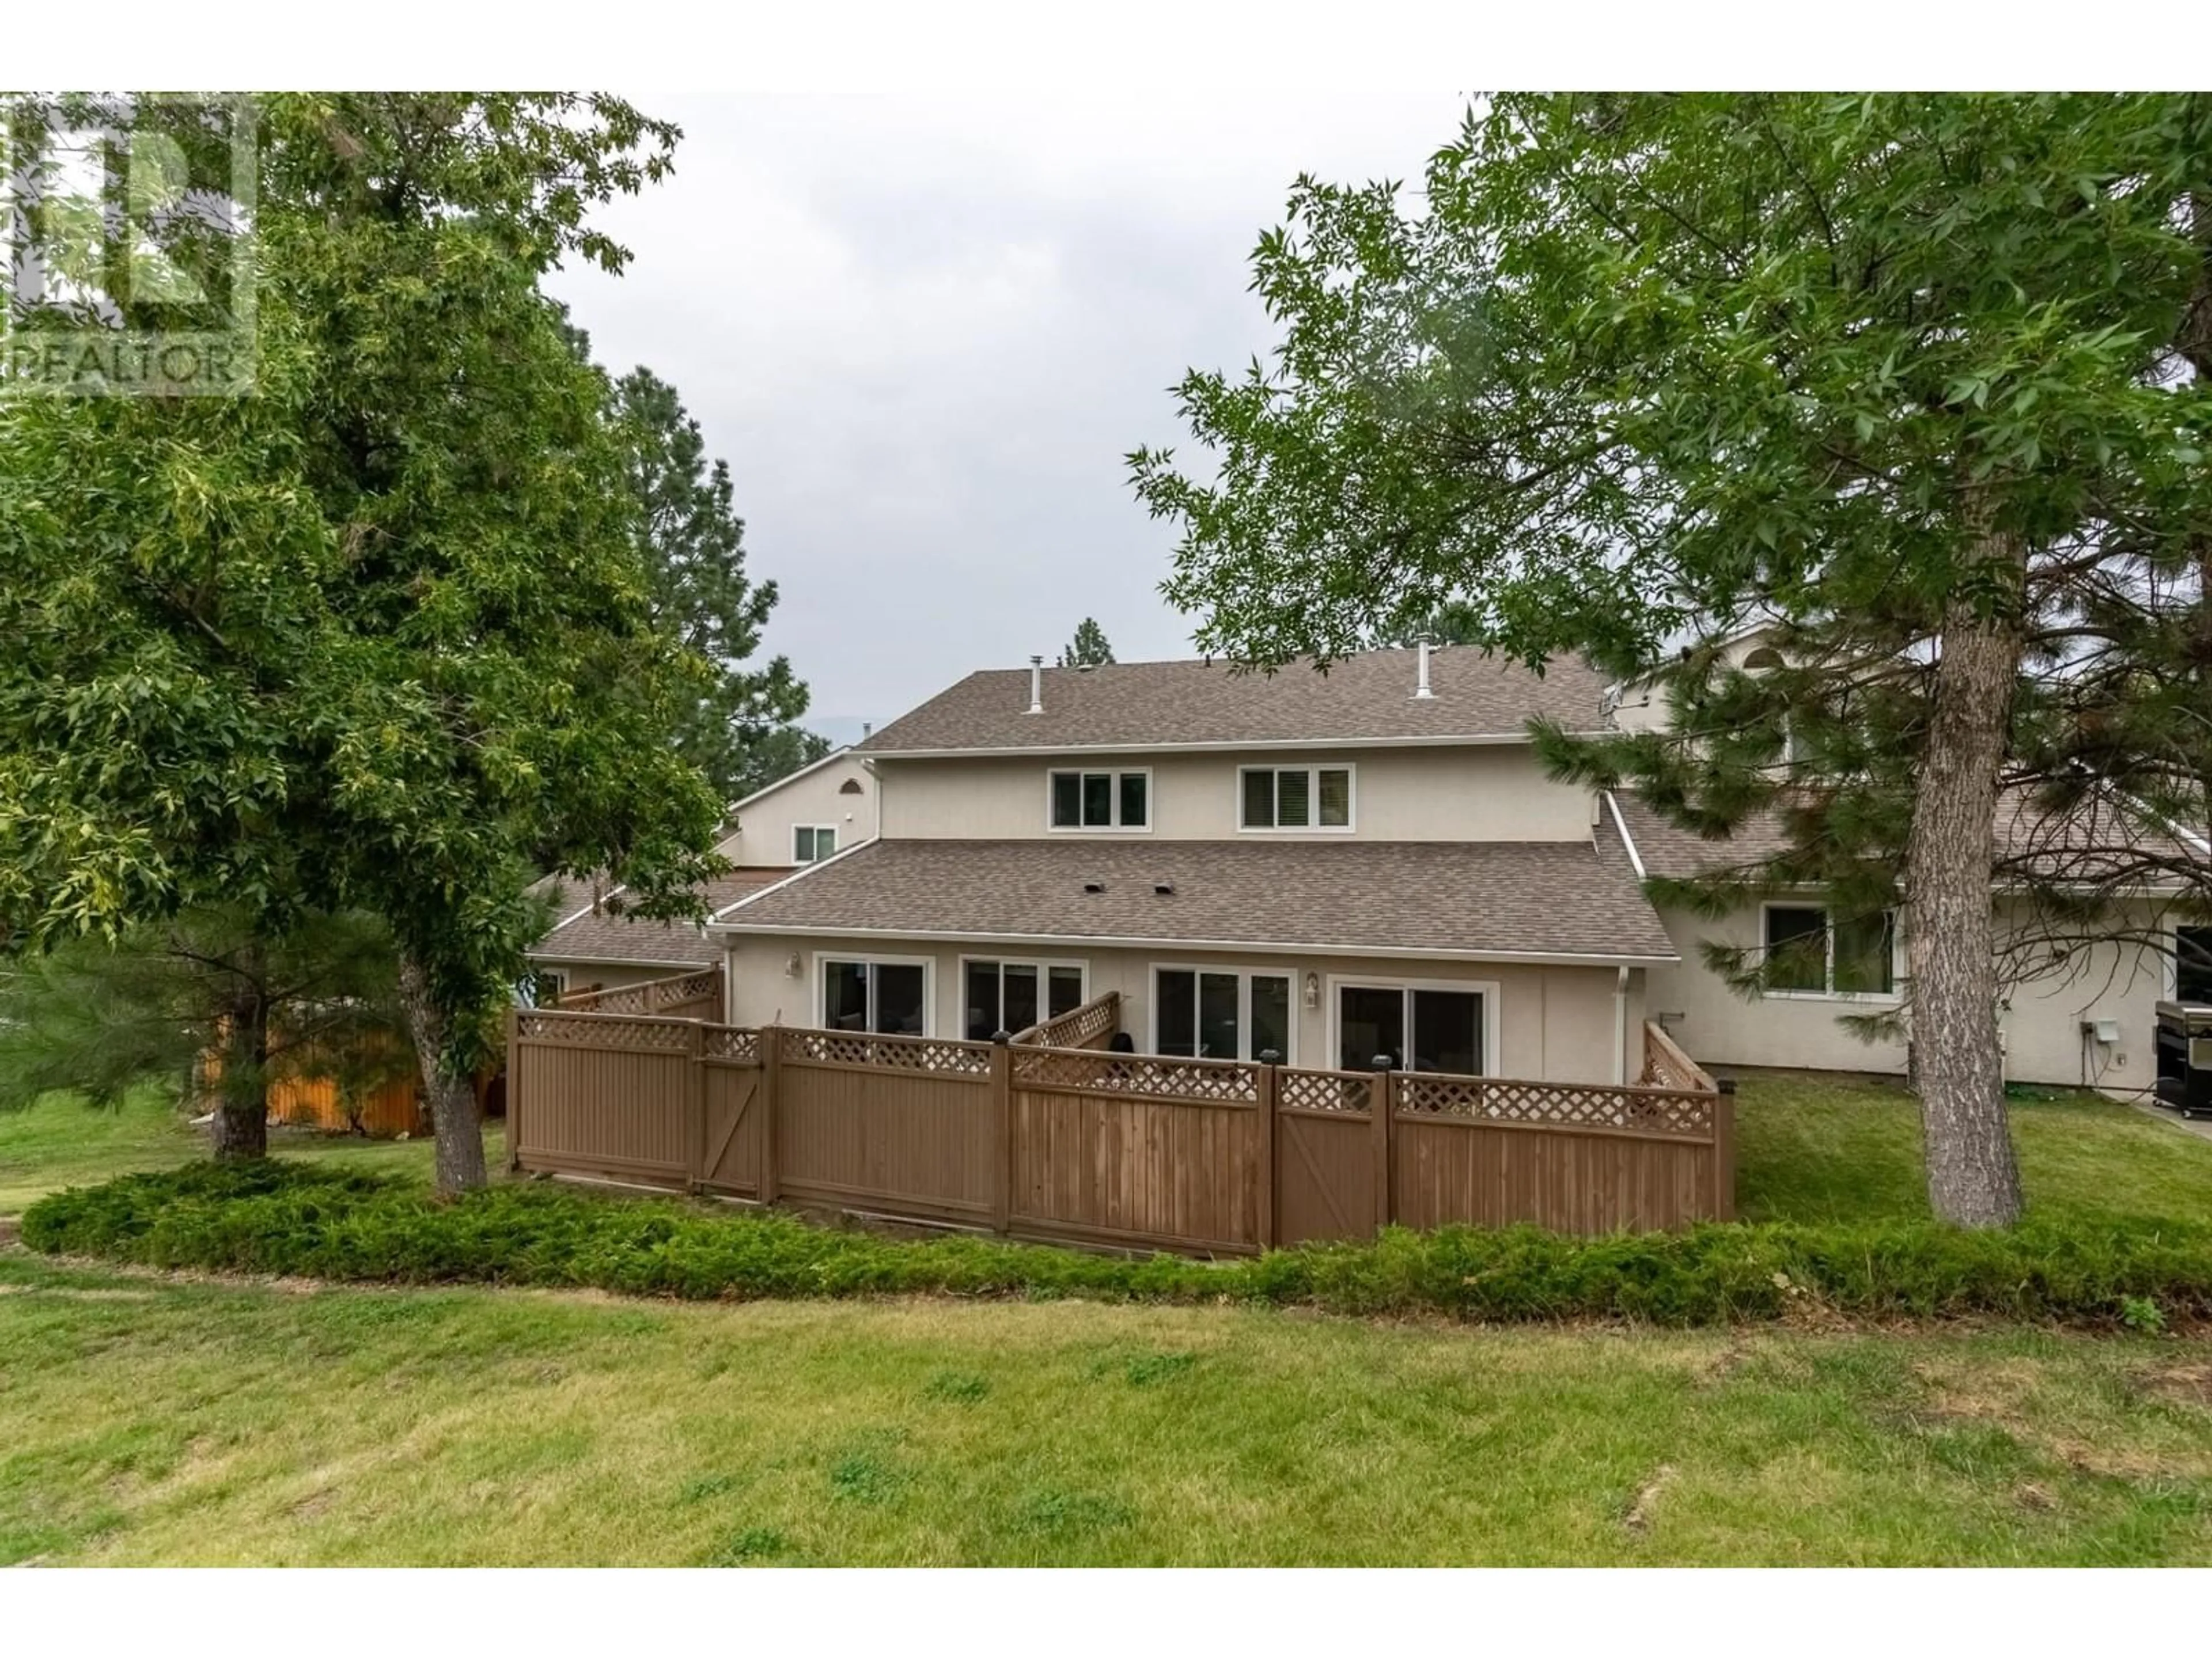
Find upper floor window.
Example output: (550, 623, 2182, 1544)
(1762, 904, 1897, 997)
(793, 824, 838, 863)
(1240, 765, 1354, 831)
(1048, 768, 1149, 831)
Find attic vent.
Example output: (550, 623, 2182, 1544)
(1153, 882, 1175, 896)
(1082, 881, 1106, 895)
(838, 779, 863, 795)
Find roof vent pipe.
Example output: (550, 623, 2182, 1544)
(1027, 655, 1044, 714)
(1414, 639, 1435, 700)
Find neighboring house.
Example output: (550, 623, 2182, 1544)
(529, 748, 878, 998)
(1607, 625, 2209, 1093)
(714, 648, 1676, 1084)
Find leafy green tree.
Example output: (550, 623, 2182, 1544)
(1134, 94, 2212, 1227)
(1059, 618, 1116, 668)
(0, 909, 408, 1160)
(612, 365, 821, 805)
(0, 94, 726, 1193)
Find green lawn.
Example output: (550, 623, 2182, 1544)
(7, 1073, 2212, 1565)
(1731, 1070, 2212, 1226)
(0, 1085, 503, 1218)
(5, 1248, 2211, 1565)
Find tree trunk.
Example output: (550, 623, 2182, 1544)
(397, 953, 487, 1196)
(1904, 522, 2027, 1228)
(211, 988, 270, 1161)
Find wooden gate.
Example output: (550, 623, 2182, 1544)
(696, 1027, 763, 1196)
(1272, 1067, 1378, 1244)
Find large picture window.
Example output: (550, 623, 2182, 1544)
(964, 959, 1086, 1041)
(821, 957, 929, 1035)
(1152, 967, 1293, 1060)
(1335, 982, 1490, 1075)
(1761, 905, 1897, 997)
(1048, 768, 1150, 831)
(1238, 765, 1353, 831)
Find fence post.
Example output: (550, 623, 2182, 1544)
(1712, 1077, 1737, 1222)
(991, 1030, 1014, 1235)
(685, 1020, 707, 1194)
(504, 1006, 521, 1173)
(759, 1022, 782, 1205)
(1370, 1055, 1395, 1236)
(1255, 1050, 1279, 1251)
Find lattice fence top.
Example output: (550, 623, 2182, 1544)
(516, 1011, 696, 1052)
(1278, 1067, 1374, 1116)
(559, 969, 720, 1018)
(1012, 1046, 1259, 1103)
(701, 1026, 759, 1062)
(1396, 1074, 1716, 1138)
(1013, 991, 1120, 1049)
(779, 1027, 994, 1076)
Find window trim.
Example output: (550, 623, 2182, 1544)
(1145, 962, 1300, 1062)
(1758, 902, 1904, 1003)
(792, 823, 839, 864)
(1236, 763, 1357, 834)
(956, 955, 1091, 1039)
(814, 952, 935, 1037)
(1044, 766, 1154, 834)
(2174, 924, 2212, 1004)
(1326, 974, 1501, 1076)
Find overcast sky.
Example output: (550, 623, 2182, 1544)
(543, 91, 1468, 743)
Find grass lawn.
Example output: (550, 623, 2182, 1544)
(7, 1073, 2212, 1564)
(0, 1085, 503, 1218)
(4, 1249, 2211, 1565)
(1731, 1070, 2212, 1226)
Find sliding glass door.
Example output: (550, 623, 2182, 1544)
(1336, 983, 1486, 1074)
(1153, 967, 1294, 1060)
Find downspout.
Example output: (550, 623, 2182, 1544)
(1613, 965, 1631, 1086)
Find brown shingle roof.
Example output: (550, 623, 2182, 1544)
(855, 647, 1611, 755)
(716, 838, 1676, 961)
(1611, 788, 2207, 887)
(532, 869, 789, 968)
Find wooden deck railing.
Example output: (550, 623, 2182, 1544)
(509, 1009, 1733, 1248)
(557, 968, 723, 1023)
(1010, 990, 1121, 1050)
(1641, 1018, 1717, 1094)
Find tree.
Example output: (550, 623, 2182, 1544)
(0, 94, 727, 1194)
(612, 365, 821, 805)
(1133, 94, 2212, 1227)
(1059, 618, 1115, 668)
(0, 908, 408, 1161)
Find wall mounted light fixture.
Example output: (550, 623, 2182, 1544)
(1304, 971, 1320, 1010)
(784, 952, 802, 979)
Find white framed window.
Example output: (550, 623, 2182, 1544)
(1238, 764, 1354, 832)
(793, 824, 838, 864)
(817, 954, 932, 1036)
(1149, 965, 1296, 1061)
(527, 968, 567, 1006)
(961, 957, 1089, 1040)
(1047, 768, 1151, 831)
(1329, 976, 1499, 1075)
(1760, 903, 1900, 999)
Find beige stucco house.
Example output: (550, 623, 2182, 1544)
(711, 648, 1672, 1085)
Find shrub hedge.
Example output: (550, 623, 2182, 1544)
(22, 1159, 2212, 1327)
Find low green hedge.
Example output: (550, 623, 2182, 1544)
(22, 1159, 2212, 1327)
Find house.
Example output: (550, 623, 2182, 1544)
(1608, 627, 2208, 1093)
(711, 647, 1676, 1084)
(700, 643, 2200, 1096)
(529, 747, 878, 999)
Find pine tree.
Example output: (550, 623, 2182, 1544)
(1059, 618, 1115, 668)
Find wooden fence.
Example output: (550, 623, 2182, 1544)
(509, 1010, 1732, 1251)
(1010, 990, 1121, 1050)
(558, 968, 724, 1023)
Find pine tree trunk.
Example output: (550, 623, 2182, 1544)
(1904, 522, 2027, 1228)
(397, 953, 487, 1196)
(211, 988, 270, 1161)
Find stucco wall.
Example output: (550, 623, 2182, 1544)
(721, 929, 1643, 1085)
(714, 753, 878, 868)
(1644, 897, 2171, 1093)
(872, 744, 1594, 844)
